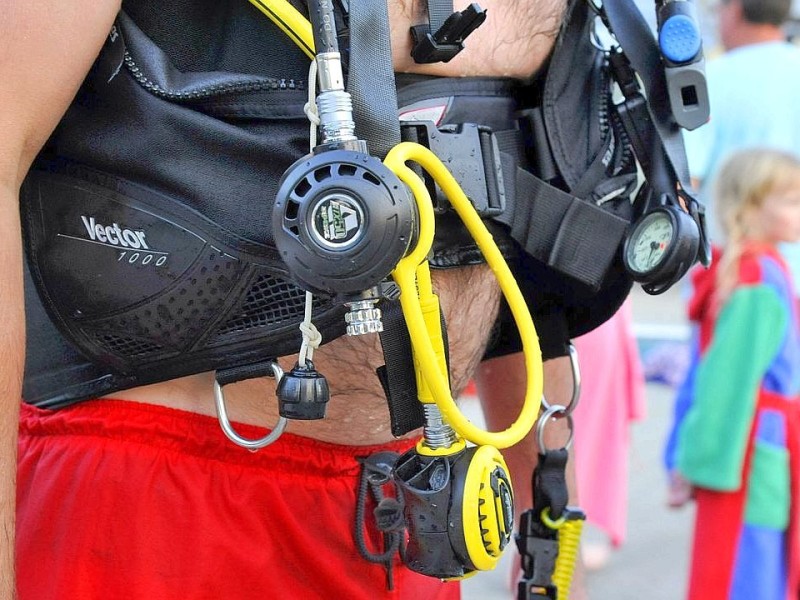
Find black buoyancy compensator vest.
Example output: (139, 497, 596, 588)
(21, 0, 643, 406)
(396, 0, 641, 359)
(21, 0, 350, 408)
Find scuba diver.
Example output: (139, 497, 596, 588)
(1, 0, 708, 598)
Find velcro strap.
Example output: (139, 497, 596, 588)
(496, 164, 628, 291)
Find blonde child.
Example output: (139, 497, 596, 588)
(668, 148, 800, 599)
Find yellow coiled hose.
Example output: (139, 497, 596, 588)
(542, 508, 586, 599)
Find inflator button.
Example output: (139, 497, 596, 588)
(659, 14, 702, 64)
(276, 361, 330, 420)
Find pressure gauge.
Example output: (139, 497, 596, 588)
(625, 209, 674, 275)
(623, 205, 700, 294)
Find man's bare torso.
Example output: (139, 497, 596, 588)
(118, 0, 567, 445)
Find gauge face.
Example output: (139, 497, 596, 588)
(626, 211, 674, 274)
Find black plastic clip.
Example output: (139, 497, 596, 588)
(410, 4, 487, 64)
(515, 449, 569, 600)
(607, 48, 655, 172)
(400, 120, 505, 216)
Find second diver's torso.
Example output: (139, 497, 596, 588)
(113, 0, 567, 445)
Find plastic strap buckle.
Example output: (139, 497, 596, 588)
(410, 4, 487, 64)
(400, 120, 505, 216)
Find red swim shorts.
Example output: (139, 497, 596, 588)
(17, 400, 461, 600)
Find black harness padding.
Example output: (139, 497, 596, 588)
(21, 1, 348, 407)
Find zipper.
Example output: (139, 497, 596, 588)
(123, 51, 306, 101)
(598, 61, 633, 173)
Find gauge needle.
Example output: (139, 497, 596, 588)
(648, 241, 659, 267)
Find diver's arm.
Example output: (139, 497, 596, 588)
(0, 189, 23, 600)
(0, 2, 121, 594)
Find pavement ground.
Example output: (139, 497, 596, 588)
(461, 284, 695, 599)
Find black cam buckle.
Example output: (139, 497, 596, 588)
(607, 48, 655, 172)
(410, 4, 487, 64)
(401, 120, 506, 216)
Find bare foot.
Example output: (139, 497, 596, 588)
(666, 471, 694, 509)
(581, 540, 612, 571)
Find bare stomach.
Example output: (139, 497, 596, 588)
(112, 0, 566, 445)
(118, 265, 502, 444)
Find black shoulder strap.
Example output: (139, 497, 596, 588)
(601, 0, 692, 191)
(346, 0, 400, 158)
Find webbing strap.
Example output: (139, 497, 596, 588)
(376, 300, 425, 437)
(215, 359, 279, 386)
(507, 167, 628, 290)
(426, 0, 455, 34)
(347, 0, 400, 158)
(491, 131, 629, 291)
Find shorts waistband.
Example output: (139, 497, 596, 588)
(19, 399, 417, 477)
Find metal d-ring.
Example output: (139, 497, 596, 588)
(541, 343, 582, 417)
(536, 404, 575, 455)
(214, 361, 289, 451)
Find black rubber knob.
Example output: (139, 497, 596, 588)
(276, 360, 330, 420)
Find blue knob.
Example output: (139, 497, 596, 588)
(660, 14, 702, 63)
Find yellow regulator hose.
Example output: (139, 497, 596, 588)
(247, 0, 315, 59)
(385, 142, 543, 449)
